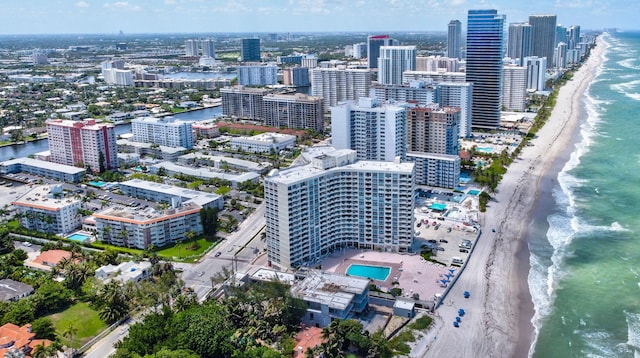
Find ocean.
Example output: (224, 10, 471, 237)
(529, 31, 640, 357)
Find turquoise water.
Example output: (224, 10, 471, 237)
(530, 32, 640, 357)
(429, 203, 447, 211)
(67, 233, 90, 242)
(88, 181, 106, 187)
(476, 147, 492, 152)
(467, 189, 480, 196)
(346, 264, 390, 281)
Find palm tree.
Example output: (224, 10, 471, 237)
(62, 321, 79, 350)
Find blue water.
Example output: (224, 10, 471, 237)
(476, 147, 493, 152)
(529, 31, 640, 357)
(346, 264, 390, 281)
(467, 189, 480, 196)
(67, 233, 90, 242)
(88, 181, 106, 187)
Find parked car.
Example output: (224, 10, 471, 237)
(435, 247, 445, 251)
(459, 248, 469, 253)
(439, 239, 448, 243)
(215, 251, 222, 257)
(427, 239, 437, 243)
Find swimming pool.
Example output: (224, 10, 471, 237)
(346, 264, 391, 281)
(476, 147, 493, 153)
(88, 181, 106, 188)
(429, 203, 447, 211)
(67, 233, 91, 242)
(467, 189, 481, 196)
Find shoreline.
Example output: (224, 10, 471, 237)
(416, 36, 606, 358)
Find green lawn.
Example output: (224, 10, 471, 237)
(47, 302, 106, 348)
(156, 238, 217, 262)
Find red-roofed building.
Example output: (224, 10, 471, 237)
(27, 249, 73, 271)
(293, 326, 324, 357)
(0, 322, 53, 357)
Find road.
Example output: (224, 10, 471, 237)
(83, 319, 135, 358)
(180, 203, 266, 301)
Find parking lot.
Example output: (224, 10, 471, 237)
(412, 192, 480, 266)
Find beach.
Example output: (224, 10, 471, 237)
(415, 37, 606, 358)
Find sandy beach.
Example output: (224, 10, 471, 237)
(414, 37, 606, 358)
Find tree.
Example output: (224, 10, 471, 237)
(62, 321, 79, 349)
(31, 318, 57, 341)
(98, 151, 106, 173)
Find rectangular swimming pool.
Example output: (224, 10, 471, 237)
(67, 233, 91, 242)
(467, 189, 481, 196)
(346, 264, 391, 281)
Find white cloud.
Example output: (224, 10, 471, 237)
(103, 2, 142, 11)
(75, 1, 89, 8)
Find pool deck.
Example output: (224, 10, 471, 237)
(323, 249, 453, 302)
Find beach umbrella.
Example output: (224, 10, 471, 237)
(456, 316, 461, 322)
(453, 321, 459, 327)
(449, 269, 455, 274)
(440, 279, 448, 285)
(458, 309, 465, 316)
(445, 274, 453, 279)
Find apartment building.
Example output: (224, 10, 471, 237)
(131, 116, 194, 149)
(264, 149, 414, 269)
(310, 67, 372, 112)
(12, 185, 82, 235)
(263, 93, 324, 132)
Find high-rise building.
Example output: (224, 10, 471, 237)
(416, 56, 461, 72)
(370, 81, 437, 107)
(263, 93, 324, 132)
(403, 71, 466, 84)
(405, 106, 461, 188)
(406, 106, 460, 154)
(237, 65, 278, 86)
(554, 42, 568, 69)
(221, 86, 275, 120)
(529, 14, 557, 69)
(377, 46, 416, 85)
(352, 43, 367, 59)
(447, 20, 462, 59)
(310, 67, 372, 111)
(568, 25, 581, 49)
(131, 117, 194, 149)
(101, 59, 132, 86)
(466, 9, 506, 129)
(46, 119, 118, 172)
(502, 65, 527, 111)
(555, 25, 567, 46)
(283, 66, 310, 87)
(264, 149, 415, 269)
(185, 39, 199, 56)
(241, 38, 261, 62)
(435, 82, 473, 138)
(525, 56, 547, 91)
(508, 23, 533, 66)
(331, 97, 406, 162)
(201, 38, 216, 59)
(13, 185, 82, 235)
(367, 35, 397, 69)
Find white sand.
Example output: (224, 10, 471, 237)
(414, 37, 606, 358)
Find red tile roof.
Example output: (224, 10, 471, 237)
(33, 250, 72, 267)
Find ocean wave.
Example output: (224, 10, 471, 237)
(610, 79, 640, 94)
(616, 58, 639, 70)
(625, 93, 640, 101)
(625, 312, 640, 355)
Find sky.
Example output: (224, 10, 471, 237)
(0, 0, 637, 35)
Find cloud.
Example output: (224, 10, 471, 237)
(75, 1, 89, 8)
(164, 0, 176, 4)
(103, 2, 142, 11)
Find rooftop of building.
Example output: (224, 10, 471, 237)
(178, 153, 270, 171)
(149, 161, 260, 184)
(95, 261, 153, 283)
(267, 149, 414, 185)
(0, 157, 86, 175)
(232, 132, 297, 143)
(120, 179, 222, 205)
(116, 139, 188, 153)
(291, 271, 369, 310)
(263, 93, 323, 102)
(32, 250, 73, 267)
(0, 279, 34, 302)
(12, 185, 81, 211)
(220, 86, 274, 94)
(94, 202, 201, 224)
(132, 116, 192, 125)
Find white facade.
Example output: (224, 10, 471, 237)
(331, 97, 406, 162)
(525, 56, 547, 91)
(436, 82, 473, 138)
(264, 149, 415, 268)
(402, 71, 466, 84)
(185, 39, 199, 56)
(201, 39, 216, 59)
(94, 203, 203, 249)
(238, 65, 278, 86)
(502, 65, 527, 111)
(407, 152, 460, 189)
(370, 81, 437, 107)
(12, 185, 82, 235)
(377, 46, 416, 85)
(416, 56, 460, 72)
(310, 67, 372, 111)
(103, 68, 133, 86)
(229, 133, 296, 153)
(554, 42, 568, 69)
(132, 116, 194, 149)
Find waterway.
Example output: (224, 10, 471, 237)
(0, 106, 222, 162)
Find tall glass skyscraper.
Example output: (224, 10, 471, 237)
(240, 38, 261, 62)
(508, 22, 533, 66)
(466, 9, 505, 129)
(447, 20, 462, 59)
(529, 14, 557, 69)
